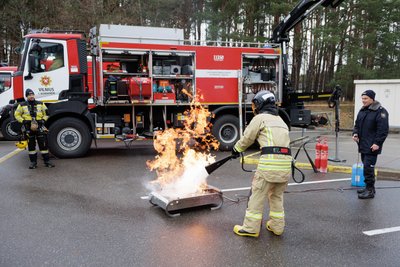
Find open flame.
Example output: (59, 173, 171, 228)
(146, 92, 219, 198)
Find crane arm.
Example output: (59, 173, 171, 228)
(271, 0, 345, 43)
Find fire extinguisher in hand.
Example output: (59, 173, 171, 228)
(314, 139, 322, 172)
(320, 138, 329, 173)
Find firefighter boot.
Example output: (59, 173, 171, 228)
(358, 187, 375, 199)
(43, 153, 55, 168)
(266, 220, 284, 236)
(29, 154, 37, 169)
(233, 225, 259, 238)
(357, 187, 376, 194)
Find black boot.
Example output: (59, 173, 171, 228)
(44, 161, 55, 168)
(43, 153, 55, 168)
(29, 162, 37, 169)
(357, 187, 376, 194)
(358, 188, 375, 199)
(29, 153, 37, 169)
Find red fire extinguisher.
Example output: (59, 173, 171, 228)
(320, 138, 329, 173)
(314, 139, 322, 171)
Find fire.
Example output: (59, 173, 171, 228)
(146, 93, 219, 198)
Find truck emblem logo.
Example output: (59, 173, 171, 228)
(213, 55, 224, 61)
(40, 75, 52, 87)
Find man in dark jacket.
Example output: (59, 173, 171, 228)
(352, 90, 388, 199)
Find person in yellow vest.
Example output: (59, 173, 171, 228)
(232, 90, 292, 238)
(14, 89, 55, 169)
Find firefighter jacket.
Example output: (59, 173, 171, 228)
(353, 101, 389, 155)
(234, 113, 292, 183)
(14, 101, 48, 123)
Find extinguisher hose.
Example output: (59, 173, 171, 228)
(241, 152, 253, 173)
(292, 161, 305, 183)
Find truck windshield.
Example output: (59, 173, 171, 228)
(0, 73, 12, 93)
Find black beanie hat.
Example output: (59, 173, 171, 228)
(25, 88, 34, 97)
(361, 89, 375, 100)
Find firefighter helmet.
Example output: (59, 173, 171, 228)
(252, 90, 276, 113)
(15, 140, 28, 149)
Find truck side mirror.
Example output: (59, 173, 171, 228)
(24, 54, 34, 80)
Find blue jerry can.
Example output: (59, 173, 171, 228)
(351, 163, 365, 187)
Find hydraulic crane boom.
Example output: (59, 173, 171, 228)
(271, 0, 345, 43)
(270, 0, 345, 127)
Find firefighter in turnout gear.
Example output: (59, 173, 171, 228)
(232, 90, 292, 237)
(14, 89, 55, 169)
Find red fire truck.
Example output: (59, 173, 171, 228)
(0, 66, 18, 140)
(10, 0, 343, 158)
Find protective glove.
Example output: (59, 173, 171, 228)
(231, 147, 240, 159)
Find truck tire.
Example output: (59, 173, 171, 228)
(1, 117, 19, 141)
(212, 115, 240, 151)
(48, 117, 92, 158)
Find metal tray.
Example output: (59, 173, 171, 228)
(149, 186, 223, 217)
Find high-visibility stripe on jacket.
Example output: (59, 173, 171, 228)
(14, 101, 48, 123)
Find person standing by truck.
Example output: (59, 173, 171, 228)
(352, 89, 389, 199)
(14, 89, 55, 169)
(231, 90, 292, 238)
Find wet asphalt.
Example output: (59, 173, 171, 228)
(1, 137, 400, 267)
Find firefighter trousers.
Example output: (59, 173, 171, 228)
(27, 131, 50, 163)
(241, 173, 288, 234)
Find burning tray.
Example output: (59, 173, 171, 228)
(149, 186, 223, 217)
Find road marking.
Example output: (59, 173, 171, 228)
(220, 178, 351, 192)
(289, 178, 351, 186)
(363, 226, 400, 236)
(140, 178, 352, 198)
(0, 148, 24, 164)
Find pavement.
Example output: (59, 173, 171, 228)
(288, 129, 400, 180)
(1, 131, 400, 266)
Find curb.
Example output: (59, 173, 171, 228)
(295, 162, 400, 180)
(242, 154, 400, 181)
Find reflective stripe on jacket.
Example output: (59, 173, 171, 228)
(234, 113, 292, 182)
(14, 101, 48, 123)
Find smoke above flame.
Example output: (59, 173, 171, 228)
(146, 93, 219, 198)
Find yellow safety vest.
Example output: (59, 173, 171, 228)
(14, 101, 48, 123)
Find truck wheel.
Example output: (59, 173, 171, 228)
(212, 115, 240, 151)
(1, 117, 19, 141)
(48, 117, 92, 158)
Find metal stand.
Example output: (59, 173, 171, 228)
(328, 85, 346, 163)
